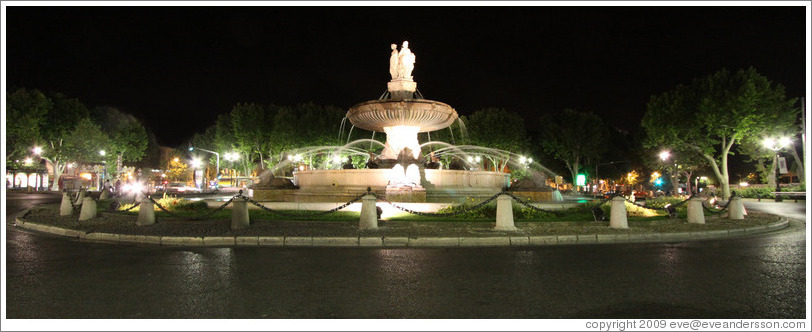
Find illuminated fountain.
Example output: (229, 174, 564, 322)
(253, 41, 555, 203)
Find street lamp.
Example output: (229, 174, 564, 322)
(189, 146, 219, 189)
(32, 146, 43, 155)
(224, 152, 240, 186)
(190, 158, 203, 189)
(99, 150, 107, 189)
(763, 137, 791, 202)
(659, 150, 670, 162)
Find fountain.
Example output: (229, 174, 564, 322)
(252, 41, 555, 203)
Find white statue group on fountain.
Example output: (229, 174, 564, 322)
(389, 41, 416, 81)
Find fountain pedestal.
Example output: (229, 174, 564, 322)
(385, 186, 427, 203)
(387, 80, 417, 99)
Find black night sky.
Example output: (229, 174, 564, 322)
(6, 5, 808, 147)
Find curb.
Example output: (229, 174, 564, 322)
(14, 214, 791, 248)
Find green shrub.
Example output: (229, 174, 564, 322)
(117, 193, 207, 212)
(436, 201, 497, 219)
(735, 184, 805, 199)
(734, 187, 775, 199)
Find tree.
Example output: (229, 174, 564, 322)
(62, 117, 111, 164)
(6, 88, 49, 161)
(538, 109, 609, 187)
(93, 107, 149, 178)
(642, 67, 799, 199)
(462, 108, 529, 171)
(164, 155, 190, 183)
(10, 90, 91, 191)
(643, 147, 708, 195)
(230, 102, 274, 173)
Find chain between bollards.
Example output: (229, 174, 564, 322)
(244, 190, 366, 218)
(145, 192, 237, 220)
(376, 191, 502, 217)
(500, 191, 562, 216)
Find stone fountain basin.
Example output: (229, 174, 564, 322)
(346, 99, 458, 133)
(251, 169, 510, 203)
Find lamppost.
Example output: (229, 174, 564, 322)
(224, 152, 239, 186)
(30, 146, 44, 190)
(658, 150, 678, 195)
(189, 146, 219, 189)
(99, 150, 106, 190)
(763, 137, 791, 202)
(190, 158, 202, 189)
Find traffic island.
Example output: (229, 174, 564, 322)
(14, 205, 790, 248)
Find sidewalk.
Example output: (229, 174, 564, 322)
(14, 204, 791, 248)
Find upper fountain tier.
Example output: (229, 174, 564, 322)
(346, 41, 458, 133)
(348, 99, 457, 133)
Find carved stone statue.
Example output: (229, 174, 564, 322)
(389, 43, 399, 80)
(397, 41, 416, 80)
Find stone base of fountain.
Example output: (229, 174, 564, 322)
(385, 186, 427, 203)
(250, 169, 513, 203)
(510, 190, 554, 202)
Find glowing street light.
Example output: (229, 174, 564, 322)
(188, 146, 219, 187)
(32, 146, 42, 155)
(190, 159, 202, 168)
(99, 150, 106, 156)
(224, 152, 240, 186)
(763, 136, 792, 202)
(224, 152, 239, 162)
(659, 150, 670, 161)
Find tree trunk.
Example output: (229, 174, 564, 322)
(767, 155, 777, 188)
(789, 146, 804, 183)
(50, 161, 65, 191)
(720, 148, 731, 199)
(696, 140, 733, 199)
(682, 171, 693, 195)
(669, 173, 680, 196)
(566, 157, 580, 188)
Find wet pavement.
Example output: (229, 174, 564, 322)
(4, 192, 807, 322)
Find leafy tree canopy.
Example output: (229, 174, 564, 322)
(641, 67, 798, 198)
(538, 108, 609, 186)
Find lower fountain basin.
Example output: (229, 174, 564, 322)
(251, 169, 511, 203)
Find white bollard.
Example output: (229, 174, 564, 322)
(494, 194, 517, 231)
(60, 191, 74, 216)
(609, 196, 628, 229)
(687, 196, 705, 224)
(78, 197, 97, 221)
(99, 188, 110, 200)
(359, 194, 378, 230)
(137, 199, 155, 226)
(728, 196, 744, 220)
(231, 199, 250, 230)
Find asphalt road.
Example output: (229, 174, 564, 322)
(4, 192, 807, 321)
